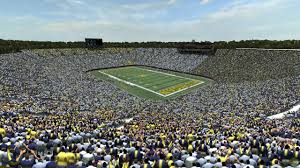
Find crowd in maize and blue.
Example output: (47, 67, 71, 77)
(0, 48, 300, 168)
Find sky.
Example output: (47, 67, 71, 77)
(0, 0, 299, 42)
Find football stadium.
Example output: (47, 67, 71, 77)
(0, 46, 300, 168)
(1, 0, 300, 167)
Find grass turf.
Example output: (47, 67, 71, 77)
(89, 66, 211, 100)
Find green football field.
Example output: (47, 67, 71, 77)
(90, 66, 211, 100)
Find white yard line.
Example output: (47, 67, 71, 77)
(267, 104, 300, 119)
(99, 67, 205, 97)
(133, 67, 205, 96)
(99, 70, 167, 97)
(163, 81, 204, 97)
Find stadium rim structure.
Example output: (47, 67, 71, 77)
(98, 67, 204, 97)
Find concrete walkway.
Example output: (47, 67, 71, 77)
(268, 104, 300, 119)
(117, 117, 134, 129)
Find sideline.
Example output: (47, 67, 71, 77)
(162, 82, 203, 97)
(267, 104, 300, 119)
(134, 67, 197, 81)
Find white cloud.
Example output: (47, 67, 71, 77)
(121, 0, 177, 11)
(168, 0, 177, 5)
(208, 0, 285, 20)
(44, 0, 83, 6)
(1, 0, 299, 42)
(200, 0, 212, 5)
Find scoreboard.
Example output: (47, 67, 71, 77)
(85, 38, 103, 48)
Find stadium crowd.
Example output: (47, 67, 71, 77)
(0, 48, 299, 167)
(195, 49, 300, 83)
(0, 109, 300, 167)
(1, 48, 298, 116)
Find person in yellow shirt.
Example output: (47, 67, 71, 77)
(122, 157, 130, 168)
(56, 151, 68, 167)
(187, 133, 194, 144)
(0, 127, 6, 137)
(66, 152, 77, 165)
(30, 130, 37, 139)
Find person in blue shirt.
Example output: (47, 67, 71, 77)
(20, 153, 36, 168)
(279, 145, 294, 167)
